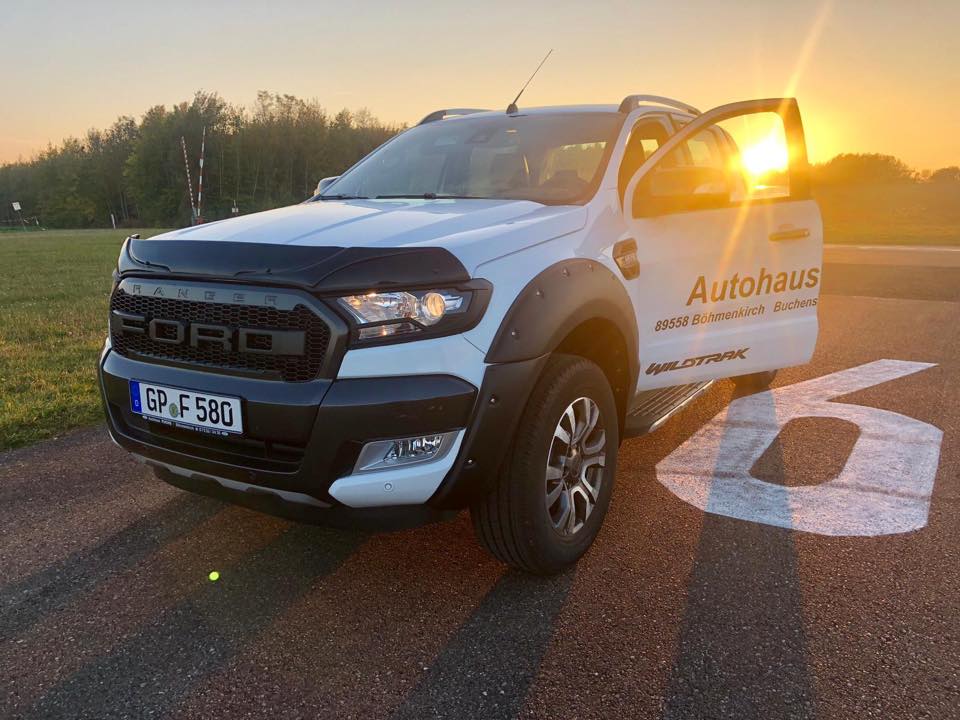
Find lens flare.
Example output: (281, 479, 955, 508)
(741, 132, 789, 179)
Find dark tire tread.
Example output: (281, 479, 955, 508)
(471, 354, 617, 575)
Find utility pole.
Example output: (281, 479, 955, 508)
(196, 126, 206, 223)
(181, 136, 198, 224)
(233, 127, 242, 215)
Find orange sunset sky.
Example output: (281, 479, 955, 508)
(1, 0, 957, 170)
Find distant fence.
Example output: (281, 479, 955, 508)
(0, 217, 44, 231)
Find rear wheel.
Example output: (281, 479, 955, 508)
(470, 354, 619, 575)
(732, 368, 777, 391)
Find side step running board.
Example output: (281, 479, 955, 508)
(623, 381, 714, 438)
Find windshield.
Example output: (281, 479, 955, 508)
(319, 112, 623, 205)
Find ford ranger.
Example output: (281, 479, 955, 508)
(100, 95, 822, 574)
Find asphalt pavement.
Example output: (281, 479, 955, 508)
(1, 250, 958, 719)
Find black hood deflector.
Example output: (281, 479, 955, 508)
(119, 238, 471, 293)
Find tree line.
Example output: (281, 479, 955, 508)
(0, 91, 400, 228)
(811, 153, 959, 186)
(0, 91, 957, 229)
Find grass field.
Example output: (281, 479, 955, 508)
(0, 182, 958, 450)
(0, 229, 169, 450)
(816, 183, 960, 246)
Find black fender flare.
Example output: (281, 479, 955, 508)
(429, 260, 638, 509)
(484, 258, 639, 391)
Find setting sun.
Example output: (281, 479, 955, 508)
(740, 132, 790, 179)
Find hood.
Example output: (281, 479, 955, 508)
(151, 197, 587, 273)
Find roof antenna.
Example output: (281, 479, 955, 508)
(506, 49, 553, 115)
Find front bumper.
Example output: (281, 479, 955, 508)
(101, 337, 546, 528)
(100, 343, 475, 516)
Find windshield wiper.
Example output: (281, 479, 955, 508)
(317, 194, 369, 201)
(374, 193, 492, 200)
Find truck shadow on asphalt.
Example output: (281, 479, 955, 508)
(661, 386, 817, 720)
(5, 384, 835, 719)
(0, 493, 223, 644)
(21, 522, 368, 719)
(389, 571, 575, 720)
(8, 495, 574, 720)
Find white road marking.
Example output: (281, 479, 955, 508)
(656, 360, 943, 536)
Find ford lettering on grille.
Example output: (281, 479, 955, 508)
(110, 312, 305, 356)
(108, 286, 331, 382)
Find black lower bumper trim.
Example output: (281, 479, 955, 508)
(156, 467, 457, 531)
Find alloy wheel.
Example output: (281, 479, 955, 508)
(545, 396, 606, 536)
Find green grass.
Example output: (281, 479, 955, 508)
(0, 229, 169, 450)
(816, 183, 960, 246)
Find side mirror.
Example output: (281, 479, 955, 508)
(314, 176, 340, 196)
(633, 166, 731, 217)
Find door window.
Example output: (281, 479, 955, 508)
(716, 112, 792, 200)
(630, 106, 804, 217)
(686, 129, 724, 168)
(618, 119, 671, 201)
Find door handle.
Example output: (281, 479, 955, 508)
(769, 228, 810, 242)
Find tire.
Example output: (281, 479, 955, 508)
(470, 354, 619, 575)
(732, 368, 777, 391)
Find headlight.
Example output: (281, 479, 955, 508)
(338, 289, 466, 339)
(334, 283, 491, 346)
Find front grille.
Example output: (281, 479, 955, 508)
(110, 289, 330, 382)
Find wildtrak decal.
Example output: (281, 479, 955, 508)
(646, 348, 748, 376)
(686, 267, 820, 306)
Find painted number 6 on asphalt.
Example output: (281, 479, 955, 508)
(656, 360, 943, 536)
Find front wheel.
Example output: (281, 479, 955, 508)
(470, 354, 619, 575)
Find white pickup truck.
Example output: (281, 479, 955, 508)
(100, 95, 822, 573)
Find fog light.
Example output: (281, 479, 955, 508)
(354, 431, 458, 473)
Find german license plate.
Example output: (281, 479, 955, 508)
(129, 380, 243, 435)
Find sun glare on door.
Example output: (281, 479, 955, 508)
(740, 131, 789, 181)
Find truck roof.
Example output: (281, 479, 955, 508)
(419, 100, 698, 125)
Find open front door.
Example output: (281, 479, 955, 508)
(621, 98, 822, 391)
